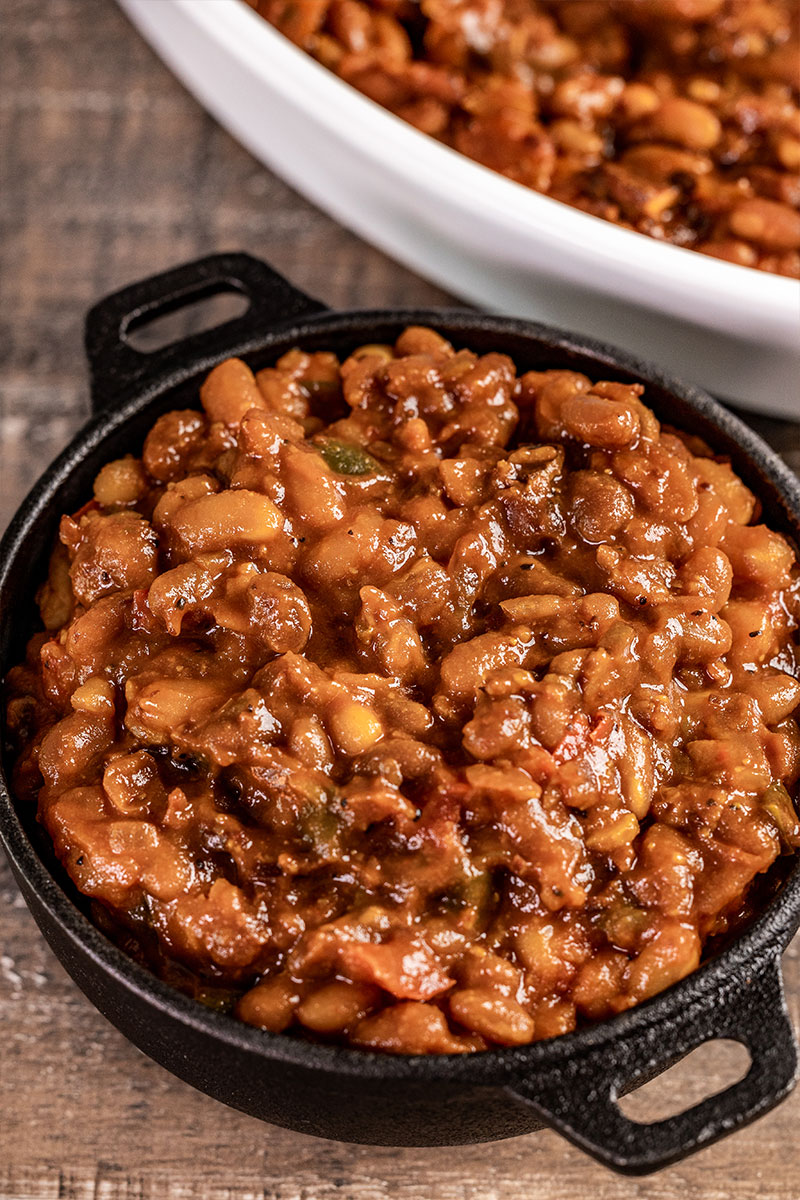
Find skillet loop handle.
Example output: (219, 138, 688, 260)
(84, 252, 328, 413)
(508, 957, 797, 1176)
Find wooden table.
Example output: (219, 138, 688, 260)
(2, 2, 799, 1196)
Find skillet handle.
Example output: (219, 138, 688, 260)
(84, 252, 328, 413)
(507, 956, 797, 1176)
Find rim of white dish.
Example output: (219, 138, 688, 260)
(155, 0, 799, 332)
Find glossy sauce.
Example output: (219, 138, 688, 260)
(7, 327, 800, 1052)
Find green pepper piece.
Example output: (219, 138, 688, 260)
(316, 438, 380, 476)
(298, 803, 342, 858)
(195, 986, 240, 1015)
(762, 781, 800, 846)
(600, 898, 651, 951)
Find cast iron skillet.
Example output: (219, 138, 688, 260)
(2, 253, 800, 1176)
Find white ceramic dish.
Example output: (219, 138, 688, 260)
(119, 0, 800, 416)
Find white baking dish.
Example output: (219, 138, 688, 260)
(118, 0, 800, 416)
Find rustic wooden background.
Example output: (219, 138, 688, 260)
(2, 2, 799, 1197)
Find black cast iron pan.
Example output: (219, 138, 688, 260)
(2, 253, 800, 1175)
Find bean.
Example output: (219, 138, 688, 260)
(688, 736, 772, 791)
(124, 676, 229, 741)
(550, 119, 604, 160)
(142, 410, 206, 482)
(527, 32, 578, 71)
(620, 82, 660, 121)
(103, 750, 165, 817)
(622, 143, 712, 180)
(237, 975, 299, 1033)
(677, 546, 733, 608)
(533, 999, 577, 1039)
(618, 718, 655, 819)
(551, 74, 621, 121)
(439, 456, 485, 507)
(152, 473, 218, 531)
(283, 444, 347, 527)
(570, 471, 635, 542)
(254, 368, 309, 422)
(448, 987, 535, 1045)
(515, 917, 588, 986)
(352, 1002, 477, 1054)
(254, 0, 328, 44)
(692, 458, 755, 524)
(562, 393, 640, 448)
(70, 677, 115, 716)
(296, 981, 378, 1035)
(68, 512, 159, 607)
(147, 561, 217, 635)
(721, 523, 795, 586)
(200, 358, 266, 426)
(170, 489, 283, 556)
(650, 96, 721, 151)
(395, 329, 452, 359)
(38, 712, 113, 789)
(329, 699, 384, 755)
(677, 611, 733, 665)
(572, 951, 629, 1020)
(435, 628, 533, 719)
(699, 239, 759, 267)
(341, 935, 454, 1001)
(624, 922, 700, 1002)
(687, 79, 721, 105)
(776, 137, 800, 172)
(614, 445, 698, 522)
(356, 586, 427, 683)
(37, 544, 74, 631)
(246, 572, 312, 653)
(747, 673, 800, 725)
(729, 198, 800, 250)
(648, 0, 723, 16)
(457, 946, 524, 994)
(288, 714, 335, 772)
(585, 810, 640, 852)
(94, 456, 148, 507)
(723, 598, 776, 665)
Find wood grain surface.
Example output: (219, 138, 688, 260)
(1, 2, 799, 1197)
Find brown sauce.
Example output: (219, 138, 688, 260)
(7, 327, 800, 1052)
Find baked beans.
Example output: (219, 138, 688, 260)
(7, 329, 800, 1051)
(248, 0, 800, 277)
